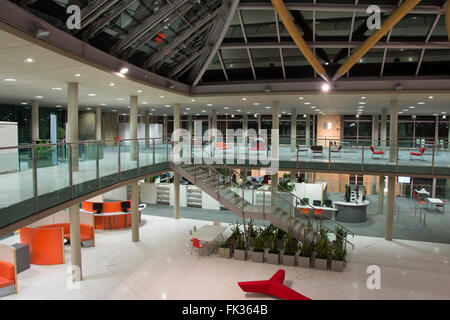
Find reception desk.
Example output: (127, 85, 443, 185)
(81, 201, 145, 230)
(334, 201, 370, 223)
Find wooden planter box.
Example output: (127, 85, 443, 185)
(219, 247, 231, 259)
(331, 260, 345, 272)
(234, 249, 247, 261)
(298, 256, 311, 268)
(315, 258, 328, 270)
(282, 254, 296, 266)
(267, 252, 280, 265)
(251, 250, 264, 263)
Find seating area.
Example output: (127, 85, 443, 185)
(410, 147, 426, 160)
(38, 223, 95, 247)
(0, 261, 15, 297)
(311, 145, 323, 157)
(370, 146, 385, 159)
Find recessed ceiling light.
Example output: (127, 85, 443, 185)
(142, 102, 148, 104)
(24, 58, 34, 63)
(402, 109, 408, 112)
(265, 106, 271, 109)
(137, 90, 143, 93)
(35, 96, 43, 99)
(310, 106, 316, 109)
(304, 102, 311, 105)
(224, 107, 229, 109)
(4, 78, 17, 82)
(100, 103, 107, 106)
(398, 111, 403, 114)
(88, 93, 96, 96)
(202, 110, 206, 112)
(433, 113, 438, 116)
(115, 72, 125, 78)
(282, 111, 286, 114)
(237, 109, 241, 112)
(184, 112, 188, 115)
(409, 106, 415, 109)
(119, 67, 129, 74)
(117, 98, 125, 101)
(359, 102, 366, 105)
(165, 105, 171, 108)
(56, 105, 62, 108)
(196, 114, 200, 116)
(321, 83, 330, 92)
(441, 111, 447, 114)
(207, 104, 213, 107)
(109, 83, 115, 86)
(242, 98, 247, 101)
(51, 87, 62, 90)
(185, 108, 191, 110)
(428, 96, 434, 99)
(299, 97, 304, 100)
(361, 96, 366, 99)
(160, 96, 164, 98)
(127, 106, 130, 109)
(74, 74, 81, 77)
(86, 107, 92, 111)
(418, 102, 425, 105)
(247, 111, 251, 114)
(253, 103, 260, 106)
(191, 99, 196, 102)
(21, 102, 27, 105)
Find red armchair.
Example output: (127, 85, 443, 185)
(370, 146, 385, 159)
(410, 147, 425, 160)
(0, 261, 15, 296)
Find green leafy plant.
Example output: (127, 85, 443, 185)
(315, 229, 331, 260)
(268, 231, 279, 254)
(35, 140, 53, 160)
(278, 180, 296, 192)
(144, 176, 158, 183)
(229, 221, 241, 242)
(332, 242, 347, 263)
(253, 232, 265, 253)
(335, 226, 348, 246)
(299, 221, 315, 257)
(246, 219, 258, 240)
(235, 231, 247, 251)
(283, 231, 298, 256)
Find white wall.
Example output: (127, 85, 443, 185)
(202, 191, 221, 210)
(292, 182, 327, 204)
(104, 186, 127, 201)
(0, 122, 18, 173)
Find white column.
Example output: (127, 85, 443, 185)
(386, 175, 395, 241)
(31, 100, 39, 143)
(96, 106, 102, 141)
(380, 108, 387, 151)
(174, 103, 180, 219)
(378, 176, 385, 214)
(131, 181, 139, 242)
(372, 114, 379, 147)
(271, 101, 280, 205)
(130, 95, 138, 161)
(211, 110, 217, 143)
(291, 108, 297, 152)
(69, 204, 82, 281)
(67, 82, 79, 171)
(389, 98, 398, 163)
(145, 110, 150, 148)
(305, 114, 311, 146)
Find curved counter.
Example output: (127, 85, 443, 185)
(81, 201, 145, 230)
(334, 200, 369, 223)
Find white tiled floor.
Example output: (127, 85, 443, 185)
(1, 215, 450, 300)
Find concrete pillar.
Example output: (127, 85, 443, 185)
(271, 101, 280, 205)
(305, 114, 311, 146)
(130, 181, 139, 242)
(67, 83, 79, 171)
(95, 106, 102, 140)
(386, 175, 395, 241)
(378, 176, 385, 214)
(173, 103, 181, 219)
(130, 95, 138, 161)
(69, 204, 82, 281)
(389, 98, 398, 163)
(145, 110, 150, 148)
(380, 108, 387, 151)
(31, 100, 39, 143)
(291, 108, 297, 152)
(372, 114, 379, 147)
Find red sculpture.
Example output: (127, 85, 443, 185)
(237, 269, 311, 300)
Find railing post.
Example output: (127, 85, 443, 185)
(361, 145, 364, 171)
(432, 144, 435, 174)
(263, 190, 265, 218)
(328, 143, 331, 168)
(137, 139, 140, 173)
(153, 138, 156, 165)
(32, 145, 38, 212)
(68, 144, 73, 199)
(296, 146, 299, 169)
(96, 141, 100, 187)
(396, 140, 399, 172)
(118, 140, 121, 179)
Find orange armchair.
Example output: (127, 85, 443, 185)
(0, 260, 15, 296)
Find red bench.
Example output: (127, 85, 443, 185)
(38, 223, 95, 247)
(0, 261, 15, 296)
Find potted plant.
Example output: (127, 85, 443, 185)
(298, 222, 314, 268)
(331, 242, 347, 272)
(282, 231, 297, 266)
(267, 231, 280, 265)
(314, 229, 330, 270)
(246, 219, 258, 247)
(251, 231, 265, 263)
(219, 238, 233, 259)
(233, 231, 247, 261)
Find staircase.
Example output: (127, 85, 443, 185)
(172, 162, 354, 248)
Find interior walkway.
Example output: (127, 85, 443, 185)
(1, 215, 449, 300)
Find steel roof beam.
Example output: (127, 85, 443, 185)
(221, 41, 450, 49)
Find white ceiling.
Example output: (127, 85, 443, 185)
(0, 29, 449, 118)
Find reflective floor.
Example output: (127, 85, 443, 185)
(1, 215, 450, 300)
